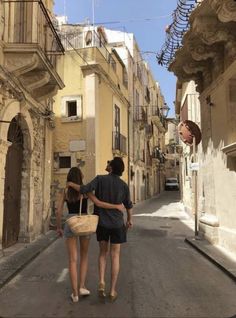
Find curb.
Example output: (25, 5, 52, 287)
(185, 237, 236, 282)
(0, 231, 58, 289)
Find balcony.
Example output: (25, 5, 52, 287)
(151, 108, 166, 132)
(3, 0, 64, 100)
(145, 124, 153, 138)
(134, 107, 147, 123)
(112, 132, 127, 154)
(152, 147, 165, 165)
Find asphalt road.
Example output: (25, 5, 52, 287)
(0, 191, 236, 318)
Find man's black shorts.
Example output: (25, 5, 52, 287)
(96, 225, 127, 244)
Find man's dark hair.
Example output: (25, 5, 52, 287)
(110, 157, 124, 176)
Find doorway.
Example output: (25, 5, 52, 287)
(2, 118, 23, 248)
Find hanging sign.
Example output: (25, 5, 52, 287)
(178, 120, 202, 146)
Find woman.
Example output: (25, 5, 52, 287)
(56, 167, 124, 303)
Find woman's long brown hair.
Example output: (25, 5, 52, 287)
(66, 167, 83, 202)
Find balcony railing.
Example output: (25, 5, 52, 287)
(3, 0, 64, 67)
(60, 28, 110, 63)
(134, 107, 147, 122)
(112, 132, 127, 154)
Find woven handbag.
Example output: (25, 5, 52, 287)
(66, 196, 99, 236)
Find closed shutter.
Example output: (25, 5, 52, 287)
(61, 97, 67, 117)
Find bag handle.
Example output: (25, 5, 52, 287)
(79, 195, 83, 216)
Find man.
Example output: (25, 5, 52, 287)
(105, 160, 112, 173)
(67, 157, 133, 301)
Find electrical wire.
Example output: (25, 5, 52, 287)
(93, 14, 172, 25)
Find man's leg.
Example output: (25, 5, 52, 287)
(98, 240, 109, 286)
(110, 243, 121, 296)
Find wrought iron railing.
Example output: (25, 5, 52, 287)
(112, 132, 127, 154)
(134, 107, 147, 122)
(3, 0, 64, 67)
(156, 0, 201, 67)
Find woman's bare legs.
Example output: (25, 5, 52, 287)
(79, 236, 90, 289)
(98, 241, 109, 286)
(66, 237, 78, 297)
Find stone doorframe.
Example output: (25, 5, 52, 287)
(0, 100, 34, 250)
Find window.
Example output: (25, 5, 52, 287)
(67, 101, 77, 117)
(123, 67, 128, 88)
(145, 87, 150, 104)
(135, 90, 141, 120)
(114, 105, 120, 134)
(113, 105, 120, 150)
(137, 64, 142, 83)
(109, 55, 116, 72)
(61, 96, 82, 121)
(59, 156, 71, 169)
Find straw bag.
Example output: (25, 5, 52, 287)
(66, 196, 99, 236)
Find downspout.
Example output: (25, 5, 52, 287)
(127, 102, 131, 188)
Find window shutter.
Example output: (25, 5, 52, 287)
(61, 97, 67, 117)
(76, 96, 82, 119)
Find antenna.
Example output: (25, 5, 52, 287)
(92, 0, 95, 27)
(64, 0, 66, 18)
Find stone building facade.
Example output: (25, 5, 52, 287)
(0, 0, 64, 249)
(105, 28, 167, 203)
(52, 24, 129, 205)
(170, 0, 236, 254)
(175, 81, 201, 214)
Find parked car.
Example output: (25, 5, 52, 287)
(165, 177, 179, 191)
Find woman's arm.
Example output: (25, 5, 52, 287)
(67, 181, 80, 192)
(87, 193, 126, 213)
(56, 190, 65, 236)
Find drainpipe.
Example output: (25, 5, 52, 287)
(127, 102, 131, 188)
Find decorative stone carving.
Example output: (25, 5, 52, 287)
(4, 53, 39, 76)
(20, 71, 51, 91)
(185, 33, 222, 62)
(0, 2, 4, 40)
(33, 85, 58, 101)
(193, 16, 234, 46)
(210, 0, 236, 23)
(225, 39, 236, 66)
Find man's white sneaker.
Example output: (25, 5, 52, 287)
(70, 293, 79, 302)
(79, 288, 91, 296)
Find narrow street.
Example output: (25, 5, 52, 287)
(0, 192, 236, 318)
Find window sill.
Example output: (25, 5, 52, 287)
(221, 142, 236, 157)
(61, 117, 82, 123)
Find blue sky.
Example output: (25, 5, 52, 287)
(54, 0, 178, 117)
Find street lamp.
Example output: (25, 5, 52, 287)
(160, 103, 170, 118)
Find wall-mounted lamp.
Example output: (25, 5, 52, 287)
(206, 95, 214, 106)
(142, 171, 146, 182)
(130, 166, 135, 181)
(160, 102, 170, 118)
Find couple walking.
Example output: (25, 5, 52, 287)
(56, 157, 133, 303)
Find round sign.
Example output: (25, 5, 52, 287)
(178, 120, 202, 146)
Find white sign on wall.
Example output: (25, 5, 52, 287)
(69, 140, 86, 152)
(189, 162, 199, 171)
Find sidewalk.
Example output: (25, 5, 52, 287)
(185, 236, 236, 282)
(135, 192, 236, 283)
(0, 230, 58, 289)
